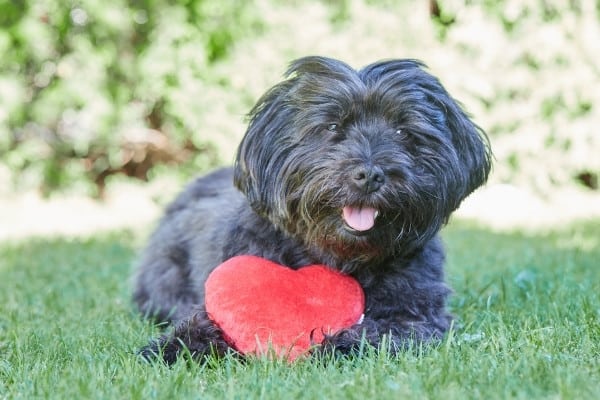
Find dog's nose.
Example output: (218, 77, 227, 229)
(352, 165, 385, 193)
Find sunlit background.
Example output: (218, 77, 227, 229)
(0, 0, 598, 239)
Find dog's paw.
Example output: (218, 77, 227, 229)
(138, 311, 232, 365)
(310, 326, 369, 361)
(138, 335, 183, 365)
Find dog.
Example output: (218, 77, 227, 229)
(133, 56, 492, 364)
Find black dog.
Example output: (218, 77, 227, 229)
(133, 56, 491, 364)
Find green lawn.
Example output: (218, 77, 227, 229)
(0, 222, 598, 399)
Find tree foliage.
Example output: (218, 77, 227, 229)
(1, 0, 598, 196)
(0, 0, 254, 195)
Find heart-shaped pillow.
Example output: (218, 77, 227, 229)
(205, 255, 365, 360)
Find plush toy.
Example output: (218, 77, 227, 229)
(204, 255, 365, 361)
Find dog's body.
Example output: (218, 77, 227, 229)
(133, 57, 491, 363)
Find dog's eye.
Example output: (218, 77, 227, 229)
(326, 123, 339, 133)
(395, 128, 407, 138)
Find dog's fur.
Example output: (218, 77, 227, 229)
(133, 56, 492, 364)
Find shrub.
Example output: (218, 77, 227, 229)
(0, 0, 255, 195)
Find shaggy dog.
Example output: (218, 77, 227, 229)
(133, 56, 492, 364)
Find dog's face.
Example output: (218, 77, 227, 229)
(234, 57, 491, 263)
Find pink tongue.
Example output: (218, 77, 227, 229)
(342, 206, 377, 231)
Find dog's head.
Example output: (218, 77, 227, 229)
(234, 56, 491, 263)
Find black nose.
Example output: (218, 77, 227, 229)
(352, 165, 385, 194)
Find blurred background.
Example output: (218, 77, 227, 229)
(0, 0, 599, 239)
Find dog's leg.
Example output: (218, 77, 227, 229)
(317, 311, 451, 357)
(139, 307, 233, 365)
(318, 241, 453, 357)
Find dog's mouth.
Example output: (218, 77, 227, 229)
(342, 206, 380, 235)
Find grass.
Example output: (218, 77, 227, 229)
(0, 222, 598, 399)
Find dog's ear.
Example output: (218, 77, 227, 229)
(361, 60, 492, 209)
(234, 57, 361, 221)
(440, 94, 492, 199)
(233, 77, 294, 219)
(430, 81, 492, 206)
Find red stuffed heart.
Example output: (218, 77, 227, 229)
(205, 255, 365, 360)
